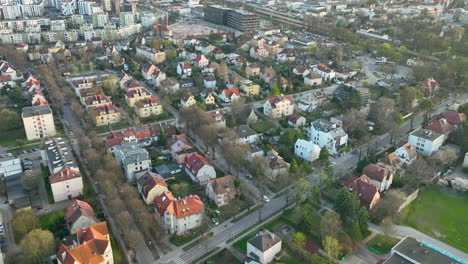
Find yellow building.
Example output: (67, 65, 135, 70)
(92, 104, 121, 126)
(240, 79, 260, 96)
(204, 92, 216, 105)
(181, 94, 196, 108)
(135, 96, 163, 118)
(137, 171, 169, 205)
(125, 88, 152, 107)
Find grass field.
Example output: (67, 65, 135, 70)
(401, 186, 468, 252)
(368, 234, 400, 254)
(0, 128, 26, 147)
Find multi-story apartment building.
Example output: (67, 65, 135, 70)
(0, 4, 22, 20)
(60, 0, 77, 16)
(153, 192, 204, 235)
(135, 46, 166, 64)
(100, 0, 111, 12)
(92, 104, 121, 126)
(92, 12, 108, 27)
(42, 137, 78, 174)
(408, 128, 444, 156)
(135, 96, 163, 118)
(113, 142, 151, 181)
(49, 168, 83, 202)
(125, 88, 152, 107)
(263, 95, 294, 119)
(84, 94, 112, 110)
(308, 119, 348, 155)
(22, 105, 57, 141)
(119, 11, 135, 25)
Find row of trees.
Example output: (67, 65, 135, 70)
(9, 210, 55, 263)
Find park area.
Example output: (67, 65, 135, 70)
(400, 186, 468, 252)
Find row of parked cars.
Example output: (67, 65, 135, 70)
(23, 159, 33, 171)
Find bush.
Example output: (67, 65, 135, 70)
(463, 167, 468, 174)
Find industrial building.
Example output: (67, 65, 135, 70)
(204, 5, 259, 32)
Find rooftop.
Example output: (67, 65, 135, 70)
(22, 104, 52, 118)
(410, 128, 443, 141)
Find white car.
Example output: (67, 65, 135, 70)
(262, 195, 270, 203)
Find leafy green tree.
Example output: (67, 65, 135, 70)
(419, 98, 435, 124)
(318, 146, 330, 167)
(293, 232, 307, 248)
(356, 207, 369, 234)
(296, 177, 310, 201)
(349, 221, 363, 242)
(20, 229, 55, 263)
(0, 109, 22, 132)
(271, 82, 281, 95)
(12, 210, 40, 241)
(290, 158, 299, 173)
(334, 187, 359, 220)
(323, 236, 341, 260)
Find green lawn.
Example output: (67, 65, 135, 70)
(40, 209, 69, 239)
(111, 237, 127, 263)
(400, 186, 468, 252)
(41, 166, 55, 204)
(251, 120, 275, 133)
(368, 234, 400, 254)
(0, 128, 26, 147)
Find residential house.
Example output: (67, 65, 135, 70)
(206, 175, 236, 207)
(193, 54, 209, 68)
(308, 119, 348, 155)
(247, 230, 282, 264)
(426, 118, 452, 141)
(313, 64, 335, 81)
(199, 44, 216, 55)
(260, 67, 276, 84)
(264, 150, 290, 181)
(49, 168, 83, 203)
(185, 153, 216, 185)
(135, 47, 166, 64)
(294, 139, 320, 162)
(377, 152, 403, 173)
(180, 93, 196, 108)
(0, 75, 15, 89)
(168, 134, 197, 164)
(264, 40, 280, 56)
(250, 45, 269, 60)
(247, 110, 258, 125)
(121, 78, 143, 93)
(140, 63, 157, 80)
(84, 94, 112, 110)
(126, 88, 152, 107)
(335, 66, 357, 80)
(263, 95, 294, 119)
(395, 143, 418, 165)
(161, 78, 180, 94)
(219, 87, 241, 103)
(293, 66, 310, 77)
(154, 163, 182, 180)
(408, 128, 444, 156)
(0, 61, 17, 79)
(346, 175, 381, 210)
(135, 96, 163, 118)
(118, 71, 133, 89)
(211, 48, 225, 60)
(92, 104, 121, 126)
(362, 164, 393, 192)
(180, 79, 194, 89)
(304, 72, 323, 86)
(421, 78, 439, 97)
(203, 92, 216, 105)
(151, 67, 166, 87)
(113, 142, 151, 181)
(177, 62, 192, 77)
(42, 138, 78, 175)
(153, 192, 204, 234)
(204, 75, 217, 89)
(57, 222, 113, 264)
(64, 199, 99, 234)
(442, 111, 466, 126)
(240, 79, 260, 96)
(287, 114, 306, 129)
(276, 48, 295, 63)
(22, 105, 57, 141)
(246, 63, 261, 78)
(296, 91, 328, 113)
(234, 125, 260, 144)
(137, 171, 169, 205)
(208, 110, 226, 127)
(105, 128, 138, 152)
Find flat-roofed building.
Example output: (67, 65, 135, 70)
(22, 104, 56, 141)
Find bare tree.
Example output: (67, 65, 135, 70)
(320, 210, 343, 240)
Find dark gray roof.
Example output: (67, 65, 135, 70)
(114, 143, 149, 166)
(392, 237, 464, 264)
(410, 128, 443, 141)
(5, 172, 29, 207)
(22, 104, 52, 118)
(43, 138, 76, 174)
(247, 230, 281, 252)
(234, 125, 257, 138)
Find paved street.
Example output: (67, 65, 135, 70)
(158, 194, 293, 264)
(333, 93, 468, 174)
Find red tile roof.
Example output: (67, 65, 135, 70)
(442, 112, 466, 125)
(221, 87, 240, 98)
(185, 153, 213, 177)
(0, 75, 12, 82)
(153, 193, 204, 219)
(49, 168, 81, 184)
(208, 175, 235, 195)
(316, 64, 332, 73)
(426, 118, 452, 134)
(267, 95, 293, 108)
(64, 199, 99, 227)
(346, 175, 380, 209)
(363, 164, 391, 182)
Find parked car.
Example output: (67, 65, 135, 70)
(32, 205, 43, 210)
(214, 210, 221, 216)
(211, 218, 219, 226)
(31, 148, 38, 152)
(262, 195, 270, 203)
(1, 240, 7, 253)
(245, 174, 253, 180)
